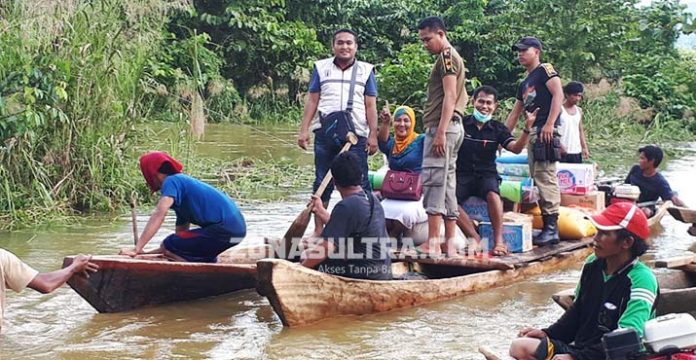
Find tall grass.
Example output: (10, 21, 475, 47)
(0, 0, 188, 228)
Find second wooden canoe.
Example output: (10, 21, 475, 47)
(551, 268, 696, 317)
(64, 255, 257, 313)
(647, 201, 672, 229)
(668, 206, 696, 224)
(256, 239, 594, 327)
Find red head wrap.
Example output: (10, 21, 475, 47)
(139, 151, 183, 192)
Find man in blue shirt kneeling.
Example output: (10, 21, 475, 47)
(120, 151, 246, 263)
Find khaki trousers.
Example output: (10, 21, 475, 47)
(528, 132, 561, 216)
(422, 122, 464, 218)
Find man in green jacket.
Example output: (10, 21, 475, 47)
(509, 202, 658, 360)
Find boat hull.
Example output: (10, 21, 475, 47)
(257, 244, 593, 327)
(64, 256, 257, 313)
(668, 206, 696, 224)
(648, 201, 672, 229)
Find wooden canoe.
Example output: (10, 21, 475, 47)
(551, 268, 696, 318)
(256, 238, 594, 327)
(647, 201, 672, 229)
(64, 255, 257, 313)
(668, 206, 696, 224)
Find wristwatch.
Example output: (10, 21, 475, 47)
(523, 128, 531, 134)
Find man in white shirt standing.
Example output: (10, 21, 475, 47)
(297, 29, 379, 237)
(558, 81, 589, 163)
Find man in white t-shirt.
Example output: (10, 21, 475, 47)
(558, 81, 589, 163)
(0, 249, 97, 331)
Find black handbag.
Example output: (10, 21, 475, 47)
(320, 62, 359, 148)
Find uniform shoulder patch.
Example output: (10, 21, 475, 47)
(441, 48, 454, 74)
(541, 63, 558, 77)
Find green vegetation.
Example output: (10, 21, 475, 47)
(580, 83, 694, 175)
(1, 0, 695, 228)
(0, 0, 183, 227)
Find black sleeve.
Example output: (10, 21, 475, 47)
(657, 174, 675, 201)
(498, 124, 515, 149)
(543, 301, 581, 343)
(543, 264, 590, 342)
(540, 63, 559, 83)
(515, 83, 524, 101)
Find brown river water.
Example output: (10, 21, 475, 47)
(1, 123, 695, 359)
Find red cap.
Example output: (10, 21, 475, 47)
(139, 151, 183, 192)
(589, 202, 650, 241)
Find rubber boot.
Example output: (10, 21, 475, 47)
(533, 214, 560, 246)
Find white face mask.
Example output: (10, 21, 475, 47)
(473, 109, 492, 123)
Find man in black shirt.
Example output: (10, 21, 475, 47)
(301, 152, 392, 280)
(457, 86, 536, 255)
(505, 36, 565, 246)
(624, 145, 685, 217)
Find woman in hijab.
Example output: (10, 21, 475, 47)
(120, 151, 246, 262)
(378, 105, 424, 172)
(377, 105, 429, 246)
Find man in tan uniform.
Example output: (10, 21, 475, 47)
(1, 249, 97, 331)
(415, 16, 467, 257)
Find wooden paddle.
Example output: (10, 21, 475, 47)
(282, 132, 359, 258)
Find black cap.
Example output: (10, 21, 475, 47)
(512, 36, 543, 51)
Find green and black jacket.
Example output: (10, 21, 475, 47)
(543, 254, 659, 359)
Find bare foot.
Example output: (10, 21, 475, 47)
(492, 243, 509, 257)
(440, 246, 461, 258)
(413, 245, 442, 259)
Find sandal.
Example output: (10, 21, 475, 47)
(491, 244, 509, 257)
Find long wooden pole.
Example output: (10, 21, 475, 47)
(130, 193, 139, 246)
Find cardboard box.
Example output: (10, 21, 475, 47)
(556, 163, 596, 194)
(565, 185, 596, 195)
(503, 212, 533, 225)
(479, 221, 533, 253)
(561, 191, 605, 211)
(461, 197, 490, 222)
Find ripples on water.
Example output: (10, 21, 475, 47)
(1, 141, 695, 359)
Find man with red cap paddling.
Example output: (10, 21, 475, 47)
(509, 202, 658, 360)
(120, 151, 247, 262)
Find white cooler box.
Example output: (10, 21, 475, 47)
(644, 313, 696, 353)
